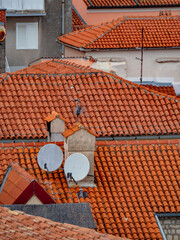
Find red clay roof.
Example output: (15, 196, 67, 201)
(142, 84, 180, 99)
(0, 139, 180, 239)
(12, 59, 99, 75)
(58, 16, 180, 50)
(0, 206, 124, 240)
(63, 122, 98, 138)
(0, 163, 55, 204)
(83, 0, 180, 8)
(0, 163, 33, 204)
(0, 68, 179, 140)
(72, 8, 86, 31)
(44, 111, 67, 123)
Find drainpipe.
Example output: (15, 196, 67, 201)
(61, 0, 65, 57)
(154, 214, 167, 240)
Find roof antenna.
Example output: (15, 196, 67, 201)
(67, 85, 86, 122)
(140, 27, 144, 84)
(74, 98, 82, 122)
(135, 27, 144, 84)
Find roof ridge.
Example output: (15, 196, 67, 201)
(58, 17, 124, 48)
(0, 141, 64, 149)
(104, 72, 180, 101)
(86, 18, 127, 48)
(96, 139, 180, 146)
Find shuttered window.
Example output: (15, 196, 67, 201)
(0, 0, 44, 10)
(16, 23, 38, 49)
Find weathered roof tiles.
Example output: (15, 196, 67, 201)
(58, 16, 180, 50)
(0, 206, 125, 240)
(83, 0, 180, 8)
(0, 68, 179, 140)
(0, 139, 180, 239)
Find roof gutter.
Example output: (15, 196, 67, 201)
(154, 214, 167, 240)
(0, 138, 47, 144)
(56, 40, 180, 52)
(87, 4, 180, 9)
(96, 134, 180, 141)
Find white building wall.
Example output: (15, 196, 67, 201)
(85, 48, 180, 83)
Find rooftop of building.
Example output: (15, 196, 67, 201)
(58, 15, 180, 50)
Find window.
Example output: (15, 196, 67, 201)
(16, 23, 38, 49)
(0, 0, 44, 11)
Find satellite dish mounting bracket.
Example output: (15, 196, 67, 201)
(67, 172, 77, 185)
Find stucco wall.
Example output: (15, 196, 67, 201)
(65, 46, 85, 58)
(160, 217, 180, 240)
(85, 48, 180, 83)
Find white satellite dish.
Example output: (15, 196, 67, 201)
(64, 153, 90, 182)
(37, 144, 63, 172)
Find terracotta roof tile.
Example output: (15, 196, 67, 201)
(0, 66, 179, 139)
(0, 206, 125, 240)
(58, 16, 180, 50)
(44, 111, 67, 123)
(142, 84, 180, 99)
(63, 122, 97, 137)
(0, 139, 180, 239)
(83, 0, 180, 7)
(12, 59, 99, 75)
(72, 8, 87, 31)
(0, 164, 33, 204)
(0, 163, 55, 204)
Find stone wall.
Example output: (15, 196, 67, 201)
(159, 217, 180, 240)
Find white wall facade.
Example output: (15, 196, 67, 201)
(88, 49, 180, 83)
(65, 46, 180, 83)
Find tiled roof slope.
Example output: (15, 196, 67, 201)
(0, 139, 180, 239)
(58, 16, 180, 50)
(0, 163, 55, 204)
(12, 59, 99, 75)
(0, 206, 124, 240)
(72, 8, 86, 31)
(142, 84, 180, 99)
(0, 70, 179, 140)
(83, 0, 180, 8)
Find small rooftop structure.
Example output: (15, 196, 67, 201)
(0, 163, 55, 205)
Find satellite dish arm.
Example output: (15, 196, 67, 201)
(67, 172, 78, 185)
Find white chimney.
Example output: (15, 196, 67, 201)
(63, 123, 96, 187)
(44, 111, 66, 142)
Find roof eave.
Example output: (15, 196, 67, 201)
(56, 40, 180, 52)
(56, 39, 91, 51)
(87, 4, 180, 9)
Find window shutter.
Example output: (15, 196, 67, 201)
(22, 0, 44, 10)
(27, 23, 38, 49)
(17, 24, 26, 49)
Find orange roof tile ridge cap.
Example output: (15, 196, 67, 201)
(52, 59, 98, 72)
(10, 163, 34, 182)
(95, 138, 180, 147)
(10, 60, 52, 74)
(85, 17, 126, 48)
(122, 15, 180, 21)
(0, 165, 13, 193)
(58, 18, 123, 48)
(104, 71, 180, 102)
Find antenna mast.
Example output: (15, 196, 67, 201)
(140, 27, 144, 84)
(74, 98, 82, 122)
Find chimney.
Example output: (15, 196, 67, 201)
(44, 111, 66, 142)
(63, 123, 97, 187)
(0, 9, 6, 74)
